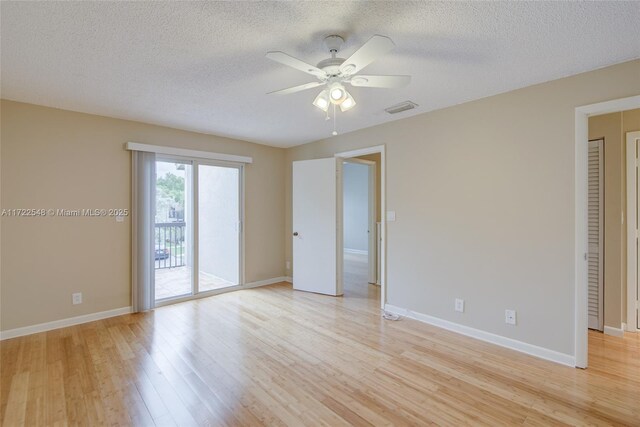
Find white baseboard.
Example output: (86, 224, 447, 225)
(384, 304, 575, 367)
(0, 306, 132, 341)
(344, 248, 368, 255)
(604, 325, 625, 337)
(0, 276, 292, 340)
(244, 276, 290, 288)
(284, 276, 293, 283)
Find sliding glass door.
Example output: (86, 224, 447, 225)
(154, 158, 242, 303)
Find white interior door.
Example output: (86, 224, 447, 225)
(293, 158, 343, 296)
(587, 139, 604, 331)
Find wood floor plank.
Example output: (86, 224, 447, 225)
(2, 372, 29, 426)
(1, 254, 639, 426)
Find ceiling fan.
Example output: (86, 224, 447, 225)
(266, 35, 410, 114)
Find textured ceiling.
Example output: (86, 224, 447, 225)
(1, 2, 639, 147)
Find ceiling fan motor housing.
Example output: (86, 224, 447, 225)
(317, 57, 346, 76)
(319, 35, 347, 76)
(323, 35, 344, 53)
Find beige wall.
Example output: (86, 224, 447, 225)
(588, 108, 640, 329)
(285, 59, 640, 357)
(0, 100, 286, 331)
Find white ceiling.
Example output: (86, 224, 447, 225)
(2, 2, 639, 147)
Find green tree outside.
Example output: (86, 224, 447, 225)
(157, 172, 184, 205)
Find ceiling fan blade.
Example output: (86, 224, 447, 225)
(339, 35, 395, 75)
(266, 51, 327, 78)
(267, 81, 325, 95)
(348, 75, 411, 88)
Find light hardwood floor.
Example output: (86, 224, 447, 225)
(1, 261, 639, 425)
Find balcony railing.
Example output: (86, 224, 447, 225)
(155, 222, 186, 269)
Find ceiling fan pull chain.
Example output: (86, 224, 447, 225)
(332, 104, 338, 136)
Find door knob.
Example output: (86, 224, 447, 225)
(293, 232, 299, 236)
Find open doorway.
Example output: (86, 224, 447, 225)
(626, 129, 640, 333)
(580, 106, 640, 367)
(335, 146, 385, 307)
(342, 156, 379, 302)
(575, 96, 640, 368)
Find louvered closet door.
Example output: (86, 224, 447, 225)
(588, 140, 604, 331)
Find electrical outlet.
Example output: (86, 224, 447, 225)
(286, 261, 291, 270)
(505, 309, 516, 325)
(455, 298, 464, 313)
(72, 292, 82, 305)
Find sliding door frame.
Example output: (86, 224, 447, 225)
(155, 154, 245, 307)
(194, 159, 245, 292)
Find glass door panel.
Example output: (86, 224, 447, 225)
(155, 160, 193, 300)
(197, 164, 240, 291)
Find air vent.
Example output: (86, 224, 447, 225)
(385, 101, 418, 114)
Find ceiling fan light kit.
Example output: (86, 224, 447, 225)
(329, 82, 347, 104)
(339, 92, 356, 112)
(266, 34, 411, 135)
(312, 89, 330, 112)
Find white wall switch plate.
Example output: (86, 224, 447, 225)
(286, 261, 291, 270)
(505, 309, 516, 325)
(386, 211, 396, 222)
(455, 298, 464, 312)
(72, 292, 82, 305)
